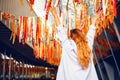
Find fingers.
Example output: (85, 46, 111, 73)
(92, 10, 102, 25)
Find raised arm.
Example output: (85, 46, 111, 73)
(86, 24, 96, 50)
(50, 7, 61, 26)
(50, 7, 68, 46)
(86, 11, 101, 50)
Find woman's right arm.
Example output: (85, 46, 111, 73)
(50, 7, 60, 27)
(50, 7, 68, 46)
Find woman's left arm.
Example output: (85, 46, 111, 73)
(86, 11, 101, 49)
(86, 24, 96, 50)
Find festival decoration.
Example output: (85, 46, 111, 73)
(45, 0, 52, 20)
(28, 0, 35, 11)
(74, 0, 81, 4)
(0, 0, 118, 66)
(10, 15, 16, 44)
(17, 16, 23, 43)
(3, 13, 10, 19)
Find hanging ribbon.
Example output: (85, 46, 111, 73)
(74, 0, 81, 4)
(10, 15, 16, 44)
(23, 17, 28, 44)
(45, 0, 52, 20)
(58, 0, 62, 17)
(44, 0, 47, 10)
(3, 13, 10, 19)
(17, 16, 23, 43)
(32, 17, 37, 45)
(102, 0, 108, 16)
(33, 43, 40, 59)
(36, 17, 41, 45)
(29, 0, 35, 11)
(1, 0, 118, 66)
(112, 0, 118, 16)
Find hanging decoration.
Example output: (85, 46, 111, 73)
(28, 0, 35, 11)
(36, 17, 42, 45)
(45, 0, 52, 20)
(10, 15, 16, 44)
(1, 0, 118, 66)
(17, 16, 23, 43)
(74, 0, 81, 4)
(113, 0, 118, 16)
(23, 17, 29, 44)
(3, 13, 10, 19)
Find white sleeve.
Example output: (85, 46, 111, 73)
(56, 25, 68, 46)
(86, 24, 96, 50)
(56, 26, 77, 53)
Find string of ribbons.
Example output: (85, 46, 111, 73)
(1, 0, 118, 66)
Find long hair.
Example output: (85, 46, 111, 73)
(70, 29, 91, 69)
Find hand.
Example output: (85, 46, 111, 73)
(92, 10, 102, 25)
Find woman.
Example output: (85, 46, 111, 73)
(50, 7, 98, 80)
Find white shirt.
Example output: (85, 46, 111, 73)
(56, 24, 98, 80)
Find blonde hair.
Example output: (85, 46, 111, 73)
(70, 29, 91, 69)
